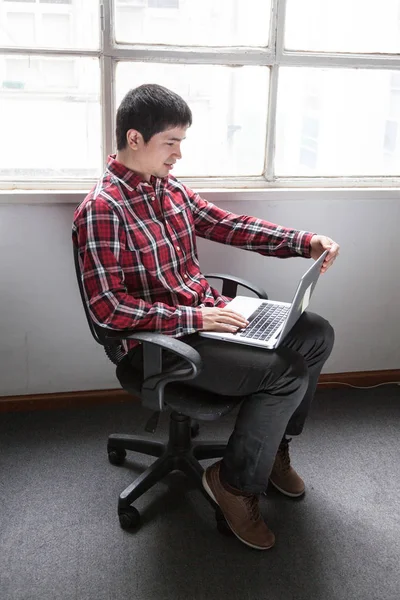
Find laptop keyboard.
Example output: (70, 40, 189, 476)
(236, 303, 289, 341)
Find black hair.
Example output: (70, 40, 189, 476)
(116, 83, 192, 150)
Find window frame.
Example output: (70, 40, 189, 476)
(0, 0, 400, 191)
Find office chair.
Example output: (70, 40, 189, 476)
(73, 244, 268, 532)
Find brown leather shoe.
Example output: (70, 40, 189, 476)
(269, 437, 305, 497)
(202, 461, 275, 550)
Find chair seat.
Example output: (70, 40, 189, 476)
(116, 364, 242, 421)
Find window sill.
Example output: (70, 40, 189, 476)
(0, 186, 400, 205)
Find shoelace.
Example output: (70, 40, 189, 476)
(243, 495, 261, 522)
(278, 437, 292, 473)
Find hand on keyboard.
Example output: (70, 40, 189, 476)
(200, 307, 249, 333)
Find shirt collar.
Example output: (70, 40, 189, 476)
(106, 154, 166, 192)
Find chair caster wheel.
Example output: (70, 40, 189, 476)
(118, 506, 141, 530)
(191, 421, 200, 438)
(108, 447, 126, 466)
(215, 508, 233, 536)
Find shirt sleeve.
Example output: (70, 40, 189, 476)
(73, 197, 203, 335)
(185, 187, 314, 258)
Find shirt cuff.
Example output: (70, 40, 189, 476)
(178, 306, 204, 335)
(290, 231, 315, 258)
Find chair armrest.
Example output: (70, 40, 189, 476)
(105, 330, 202, 412)
(205, 273, 268, 300)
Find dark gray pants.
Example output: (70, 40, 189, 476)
(129, 311, 334, 494)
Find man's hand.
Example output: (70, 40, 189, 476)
(200, 307, 249, 332)
(310, 234, 340, 274)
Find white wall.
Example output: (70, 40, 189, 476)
(0, 190, 399, 397)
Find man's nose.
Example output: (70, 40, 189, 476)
(174, 146, 182, 159)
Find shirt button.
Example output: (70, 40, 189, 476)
(183, 273, 188, 279)
(176, 246, 181, 252)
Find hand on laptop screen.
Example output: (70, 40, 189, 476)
(310, 236, 339, 273)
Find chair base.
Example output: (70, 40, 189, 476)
(107, 411, 227, 514)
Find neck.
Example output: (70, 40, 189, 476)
(115, 150, 150, 182)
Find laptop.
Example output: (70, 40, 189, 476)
(200, 250, 328, 350)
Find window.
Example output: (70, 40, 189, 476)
(116, 62, 269, 176)
(0, 0, 400, 189)
(0, 0, 100, 184)
(0, 55, 100, 180)
(275, 67, 400, 177)
(114, 0, 271, 46)
(0, 0, 98, 48)
(383, 72, 400, 170)
(148, 0, 179, 9)
(285, 0, 400, 54)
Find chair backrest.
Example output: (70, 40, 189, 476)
(73, 243, 124, 365)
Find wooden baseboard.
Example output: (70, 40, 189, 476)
(317, 369, 400, 389)
(0, 388, 131, 413)
(0, 369, 399, 413)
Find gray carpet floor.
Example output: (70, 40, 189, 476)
(0, 386, 399, 600)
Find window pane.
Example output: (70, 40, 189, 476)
(0, 56, 101, 180)
(41, 13, 71, 47)
(116, 62, 269, 177)
(5, 11, 35, 45)
(114, 0, 271, 47)
(275, 68, 400, 177)
(0, 0, 99, 49)
(285, 0, 400, 54)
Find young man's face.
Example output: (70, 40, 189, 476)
(128, 125, 188, 181)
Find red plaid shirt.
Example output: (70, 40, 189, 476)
(72, 155, 314, 353)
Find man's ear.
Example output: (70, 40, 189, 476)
(126, 129, 142, 150)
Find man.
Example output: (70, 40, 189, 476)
(73, 83, 339, 551)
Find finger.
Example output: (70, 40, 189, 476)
(327, 242, 339, 258)
(327, 251, 338, 266)
(215, 323, 242, 333)
(322, 256, 336, 273)
(321, 243, 339, 269)
(220, 309, 249, 325)
(217, 314, 248, 328)
(221, 308, 248, 318)
(324, 254, 335, 267)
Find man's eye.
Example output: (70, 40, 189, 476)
(166, 142, 174, 146)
